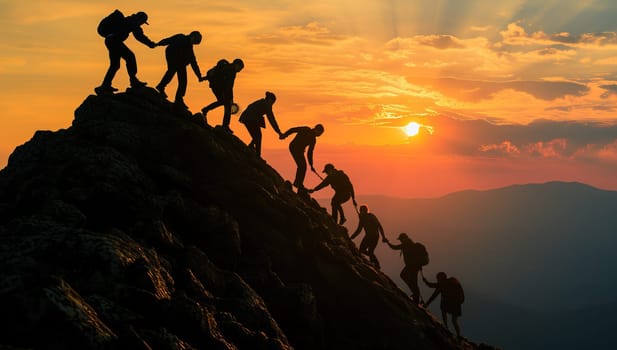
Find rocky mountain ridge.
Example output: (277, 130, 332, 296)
(0, 88, 495, 349)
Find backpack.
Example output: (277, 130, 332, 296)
(97, 10, 124, 37)
(401, 241, 429, 268)
(446, 277, 465, 304)
(413, 242, 429, 267)
(330, 170, 353, 194)
(206, 59, 229, 84)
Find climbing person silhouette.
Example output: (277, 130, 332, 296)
(155, 31, 205, 110)
(201, 58, 244, 132)
(385, 233, 428, 305)
(280, 124, 324, 192)
(95, 10, 157, 95)
(239, 91, 282, 156)
(308, 163, 357, 225)
(350, 205, 386, 268)
(422, 272, 465, 338)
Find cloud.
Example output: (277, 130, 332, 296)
(402, 115, 617, 160)
(479, 141, 521, 157)
(600, 84, 617, 98)
(253, 22, 346, 45)
(413, 35, 466, 49)
(498, 22, 617, 49)
(525, 138, 569, 158)
(422, 78, 588, 102)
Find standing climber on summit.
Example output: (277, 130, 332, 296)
(155, 31, 205, 110)
(95, 10, 157, 95)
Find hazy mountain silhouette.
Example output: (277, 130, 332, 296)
(452, 290, 617, 349)
(0, 88, 497, 350)
(331, 183, 617, 349)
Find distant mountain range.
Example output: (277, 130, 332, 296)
(320, 181, 617, 349)
(338, 181, 617, 311)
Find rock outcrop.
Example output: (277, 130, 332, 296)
(0, 88, 494, 349)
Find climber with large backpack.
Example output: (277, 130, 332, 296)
(200, 58, 244, 132)
(385, 232, 429, 305)
(422, 271, 465, 338)
(94, 10, 157, 95)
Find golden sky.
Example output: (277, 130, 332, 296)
(1, 0, 617, 197)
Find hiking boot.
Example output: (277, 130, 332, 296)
(155, 85, 167, 98)
(94, 85, 117, 95)
(130, 78, 147, 88)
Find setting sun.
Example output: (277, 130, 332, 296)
(404, 122, 421, 137)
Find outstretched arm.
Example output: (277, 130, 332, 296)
(350, 217, 364, 239)
(386, 241, 402, 250)
(190, 54, 202, 80)
(156, 35, 175, 46)
(376, 219, 386, 241)
(422, 277, 438, 288)
(281, 126, 302, 139)
(424, 289, 440, 307)
(311, 177, 330, 192)
(266, 110, 282, 135)
(307, 141, 316, 171)
(133, 27, 156, 48)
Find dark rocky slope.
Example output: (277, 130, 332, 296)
(0, 88, 494, 350)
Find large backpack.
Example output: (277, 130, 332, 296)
(97, 10, 124, 37)
(413, 242, 429, 267)
(206, 59, 229, 85)
(329, 170, 353, 195)
(401, 241, 429, 268)
(446, 277, 465, 304)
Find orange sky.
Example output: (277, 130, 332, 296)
(1, 1, 617, 197)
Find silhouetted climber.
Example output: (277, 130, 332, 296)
(95, 10, 156, 95)
(385, 233, 429, 304)
(155, 31, 204, 110)
(422, 272, 465, 338)
(239, 91, 282, 156)
(201, 58, 244, 132)
(280, 124, 324, 192)
(308, 163, 357, 225)
(350, 205, 386, 268)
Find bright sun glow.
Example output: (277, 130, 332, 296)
(404, 122, 421, 137)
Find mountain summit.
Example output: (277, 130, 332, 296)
(0, 88, 495, 350)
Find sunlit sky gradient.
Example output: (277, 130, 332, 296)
(1, 0, 617, 197)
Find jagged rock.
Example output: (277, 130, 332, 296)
(0, 88, 498, 349)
